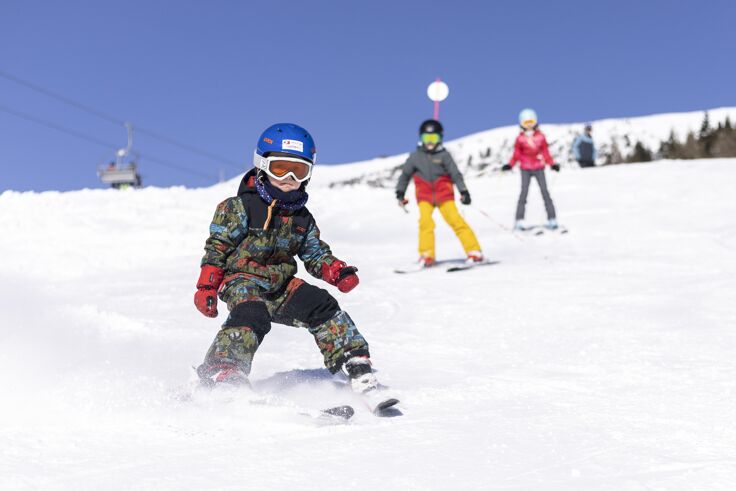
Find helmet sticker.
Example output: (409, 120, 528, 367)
(263, 137, 273, 144)
(282, 139, 304, 153)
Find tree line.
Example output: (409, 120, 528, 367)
(607, 112, 736, 164)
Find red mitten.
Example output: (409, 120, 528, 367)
(321, 261, 359, 293)
(194, 265, 224, 317)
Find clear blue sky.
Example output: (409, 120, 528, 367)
(1, 0, 734, 191)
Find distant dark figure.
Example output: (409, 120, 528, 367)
(572, 123, 597, 168)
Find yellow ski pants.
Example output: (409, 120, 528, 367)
(418, 200, 481, 259)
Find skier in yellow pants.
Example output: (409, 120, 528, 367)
(417, 200, 481, 261)
(396, 119, 483, 267)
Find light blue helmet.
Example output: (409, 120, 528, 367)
(253, 123, 316, 169)
(518, 108, 538, 129)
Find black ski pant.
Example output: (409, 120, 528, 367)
(577, 159, 595, 168)
(200, 278, 370, 376)
(515, 169, 556, 221)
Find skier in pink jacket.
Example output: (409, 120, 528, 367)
(501, 108, 560, 230)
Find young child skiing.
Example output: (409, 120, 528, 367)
(501, 108, 561, 230)
(193, 123, 396, 412)
(395, 119, 484, 267)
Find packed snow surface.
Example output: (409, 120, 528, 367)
(1, 158, 735, 490)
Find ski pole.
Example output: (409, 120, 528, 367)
(464, 171, 525, 241)
(470, 205, 525, 242)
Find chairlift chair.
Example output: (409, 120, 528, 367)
(97, 122, 142, 189)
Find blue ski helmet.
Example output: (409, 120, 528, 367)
(253, 123, 316, 166)
(518, 108, 538, 129)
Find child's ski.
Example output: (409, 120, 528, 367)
(514, 225, 544, 236)
(360, 389, 400, 414)
(394, 263, 431, 274)
(320, 405, 355, 419)
(446, 260, 501, 273)
(250, 397, 355, 421)
(177, 380, 355, 422)
(515, 225, 568, 236)
(333, 380, 400, 415)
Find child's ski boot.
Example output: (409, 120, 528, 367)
(514, 220, 528, 231)
(345, 356, 399, 414)
(418, 255, 435, 268)
(196, 362, 250, 388)
(465, 250, 484, 265)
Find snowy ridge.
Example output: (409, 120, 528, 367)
(320, 107, 736, 188)
(2, 151, 736, 487)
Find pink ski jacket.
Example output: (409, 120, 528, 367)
(508, 130, 554, 170)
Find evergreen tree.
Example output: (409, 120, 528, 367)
(699, 112, 711, 139)
(604, 114, 735, 164)
(660, 130, 681, 159)
(626, 141, 653, 163)
(682, 132, 699, 159)
(711, 120, 736, 157)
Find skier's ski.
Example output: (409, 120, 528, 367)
(514, 226, 544, 236)
(393, 263, 431, 274)
(333, 380, 400, 415)
(320, 405, 355, 419)
(262, 401, 354, 421)
(249, 397, 355, 422)
(361, 389, 400, 414)
(446, 260, 500, 272)
(515, 225, 568, 236)
(177, 380, 355, 422)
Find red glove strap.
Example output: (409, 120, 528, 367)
(197, 264, 224, 289)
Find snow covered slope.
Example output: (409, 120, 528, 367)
(1, 158, 735, 489)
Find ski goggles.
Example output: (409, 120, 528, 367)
(521, 119, 537, 129)
(421, 133, 441, 145)
(254, 152, 313, 182)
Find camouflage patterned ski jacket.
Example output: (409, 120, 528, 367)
(200, 170, 341, 296)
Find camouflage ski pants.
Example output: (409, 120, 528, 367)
(200, 276, 369, 376)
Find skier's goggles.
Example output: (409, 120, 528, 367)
(421, 133, 441, 145)
(255, 153, 313, 182)
(521, 119, 537, 129)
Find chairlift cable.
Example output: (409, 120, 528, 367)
(0, 103, 119, 149)
(0, 69, 243, 169)
(0, 103, 215, 181)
